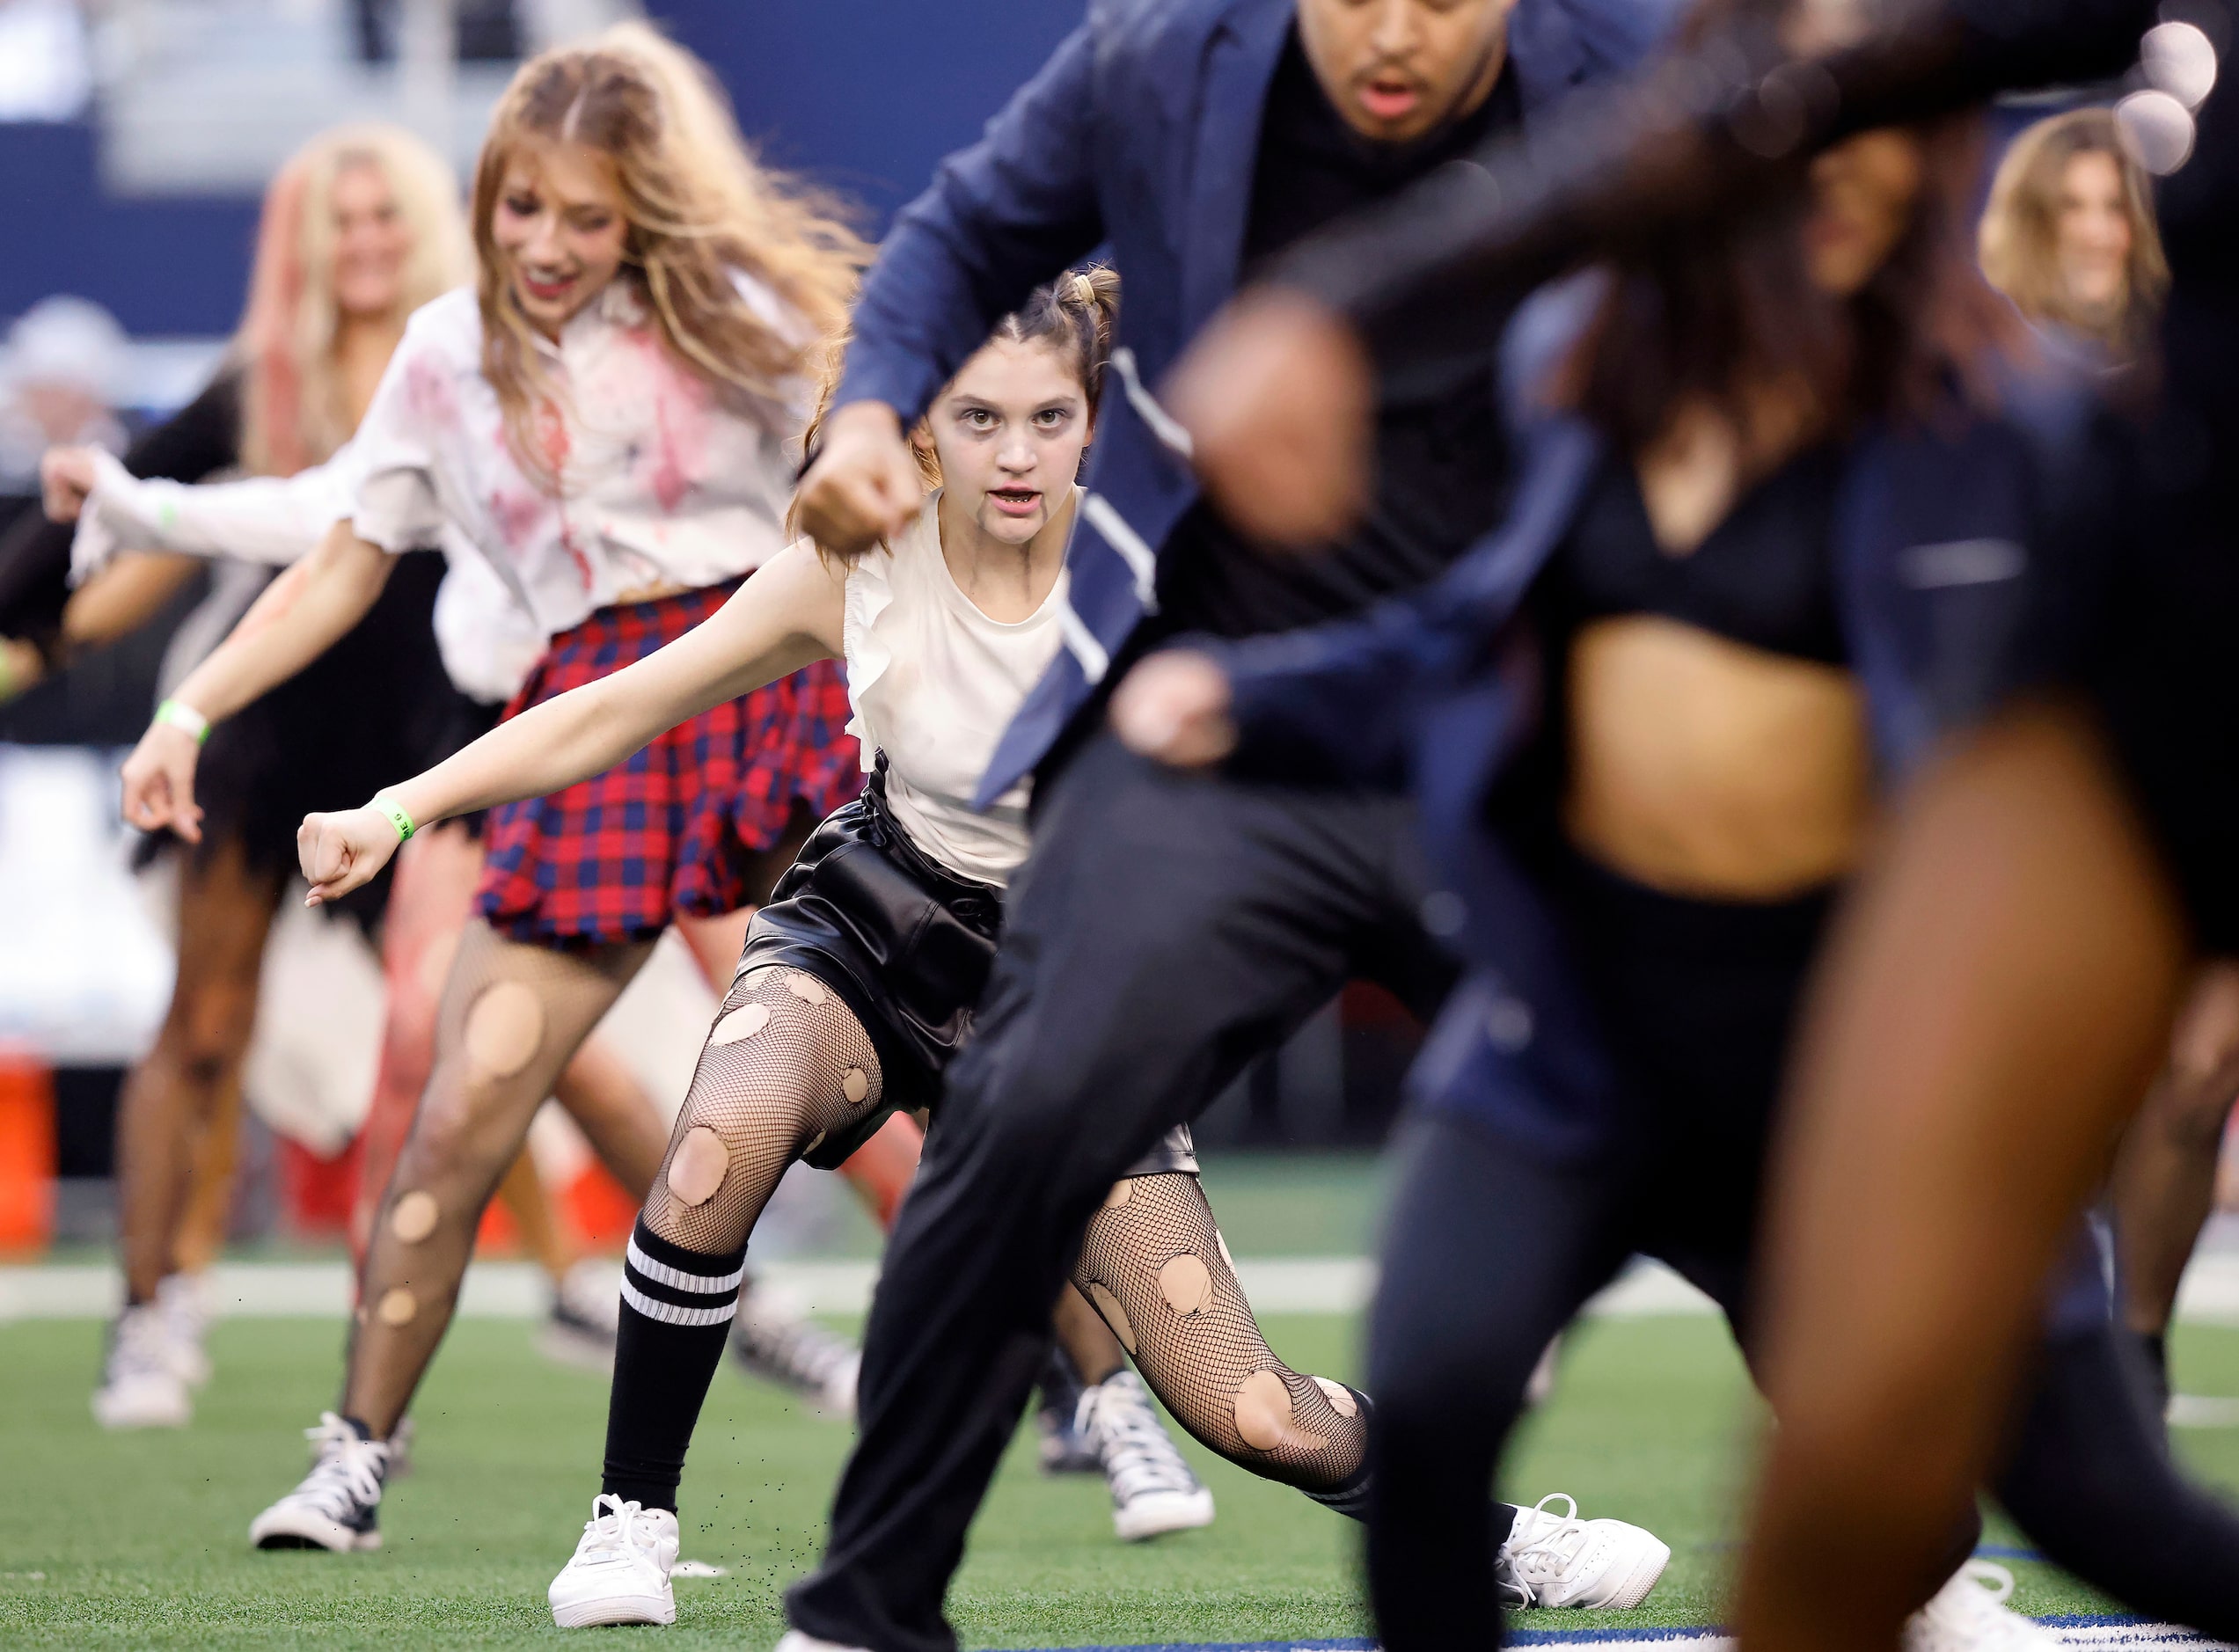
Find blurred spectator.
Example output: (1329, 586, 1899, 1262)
(1979, 106, 2169, 359)
(0, 296, 130, 539)
(0, 0, 92, 122)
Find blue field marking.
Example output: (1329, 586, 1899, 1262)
(1006, 1623, 2230, 1650)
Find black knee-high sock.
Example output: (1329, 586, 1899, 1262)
(602, 1220, 746, 1514)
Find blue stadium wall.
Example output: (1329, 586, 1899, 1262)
(0, 1, 1082, 338)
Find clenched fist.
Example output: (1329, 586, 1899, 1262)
(1109, 650, 1237, 770)
(40, 446, 100, 523)
(297, 806, 405, 906)
(1167, 288, 1373, 549)
(794, 400, 922, 558)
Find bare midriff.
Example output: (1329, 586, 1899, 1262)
(1562, 615, 1872, 900)
(612, 577, 695, 606)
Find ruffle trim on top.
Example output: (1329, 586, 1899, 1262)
(840, 495, 938, 773)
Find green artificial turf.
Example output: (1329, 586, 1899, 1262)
(5, 1310, 2239, 1648)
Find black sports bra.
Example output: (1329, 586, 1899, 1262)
(1547, 445, 1849, 667)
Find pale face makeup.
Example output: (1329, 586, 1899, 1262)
(489, 138, 631, 338)
(1297, 0, 1515, 145)
(926, 336, 1091, 557)
(1803, 129, 1926, 297)
(330, 160, 413, 320)
(2054, 149, 2134, 318)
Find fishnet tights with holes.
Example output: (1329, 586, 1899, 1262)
(640, 966, 887, 1254)
(347, 922, 653, 1436)
(1072, 1171, 1365, 1493)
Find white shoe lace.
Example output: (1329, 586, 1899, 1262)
(572, 1494, 662, 1568)
(1079, 1372, 1203, 1503)
(732, 1292, 860, 1404)
(1498, 1493, 1591, 1605)
(285, 1413, 390, 1522)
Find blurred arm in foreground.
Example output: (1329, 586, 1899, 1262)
(1173, 0, 2157, 545)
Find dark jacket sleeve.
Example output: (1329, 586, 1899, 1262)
(1274, 0, 2155, 385)
(0, 371, 242, 660)
(833, 22, 1105, 423)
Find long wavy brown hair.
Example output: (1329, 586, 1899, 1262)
(471, 23, 867, 488)
(1979, 106, 2168, 355)
(236, 124, 469, 477)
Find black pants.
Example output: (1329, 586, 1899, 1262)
(1372, 1108, 2239, 1648)
(786, 731, 1457, 1652)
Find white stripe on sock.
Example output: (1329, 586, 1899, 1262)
(626, 1236, 745, 1296)
(619, 1276, 740, 1328)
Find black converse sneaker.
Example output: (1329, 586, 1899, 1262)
(1034, 1348, 1101, 1474)
(1079, 1371, 1215, 1541)
(249, 1413, 391, 1552)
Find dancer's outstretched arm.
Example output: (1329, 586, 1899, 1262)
(297, 539, 848, 905)
(120, 520, 398, 842)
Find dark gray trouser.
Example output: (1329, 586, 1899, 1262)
(786, 730, 1457, 1652)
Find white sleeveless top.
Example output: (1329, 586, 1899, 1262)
(841, 492, 1072, 888)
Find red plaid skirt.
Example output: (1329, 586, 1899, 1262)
(474, 582, 862, 946)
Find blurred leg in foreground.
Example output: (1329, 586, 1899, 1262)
(1738, 705, 2189, 1652)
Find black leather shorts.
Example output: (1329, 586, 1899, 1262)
(738, 770, 1197, 1177)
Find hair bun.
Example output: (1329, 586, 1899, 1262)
(1071, 271, 1097, 309)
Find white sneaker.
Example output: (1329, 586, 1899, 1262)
(1903, 1561, 2062, 1650)
(91, 1302, 192, 1429)
(157, 1272, 215, 1389)
(1494, 1492, 1671, 1610)
(1079, 1371, 1217, 1541)
(548, 1495, 679, 1627)
(730, 1280, 860, 1417)
(772, 1631, 873, 1652)
(538, 1261, 621, 1373)
(249, 1413, 390, 1552)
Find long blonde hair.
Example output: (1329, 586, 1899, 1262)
(236, 124, 470, 477)
(1979, 108, 2168, 352)
(472, 22, 867, 487)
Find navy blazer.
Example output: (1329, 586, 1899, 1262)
(831, 0, 1683, 808)
(1212, 280, 2115, 1160)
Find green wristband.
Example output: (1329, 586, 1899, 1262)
(371, 793, 416, 843)
(155, 698, 211, 745)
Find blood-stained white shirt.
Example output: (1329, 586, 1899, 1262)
(347, 274, 810, 637)
(73, 441, 545, 705)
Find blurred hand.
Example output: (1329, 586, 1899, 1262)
(1110, 650, 1236, 769)
(796, 401, 921, 557)
(40, 447, 100, 523)
(120, 720, 205, 843)
(0, 637, 43, 705)
(1167, 288, 1374, 548)
(297, 806, 404, 906)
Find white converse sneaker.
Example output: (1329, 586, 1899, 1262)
(1903, 1561, 2062, 1650)
(1079, 1371, 1217, 1541)
(1494, 1492, 1671, 1610)
(548, 1495, 679, 1627)
(91, 1302, 192, 1429)
(249, 1413, 390, 1551)
(730, 1280, 860, 1417)
(157, 1272, 215, 1389)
